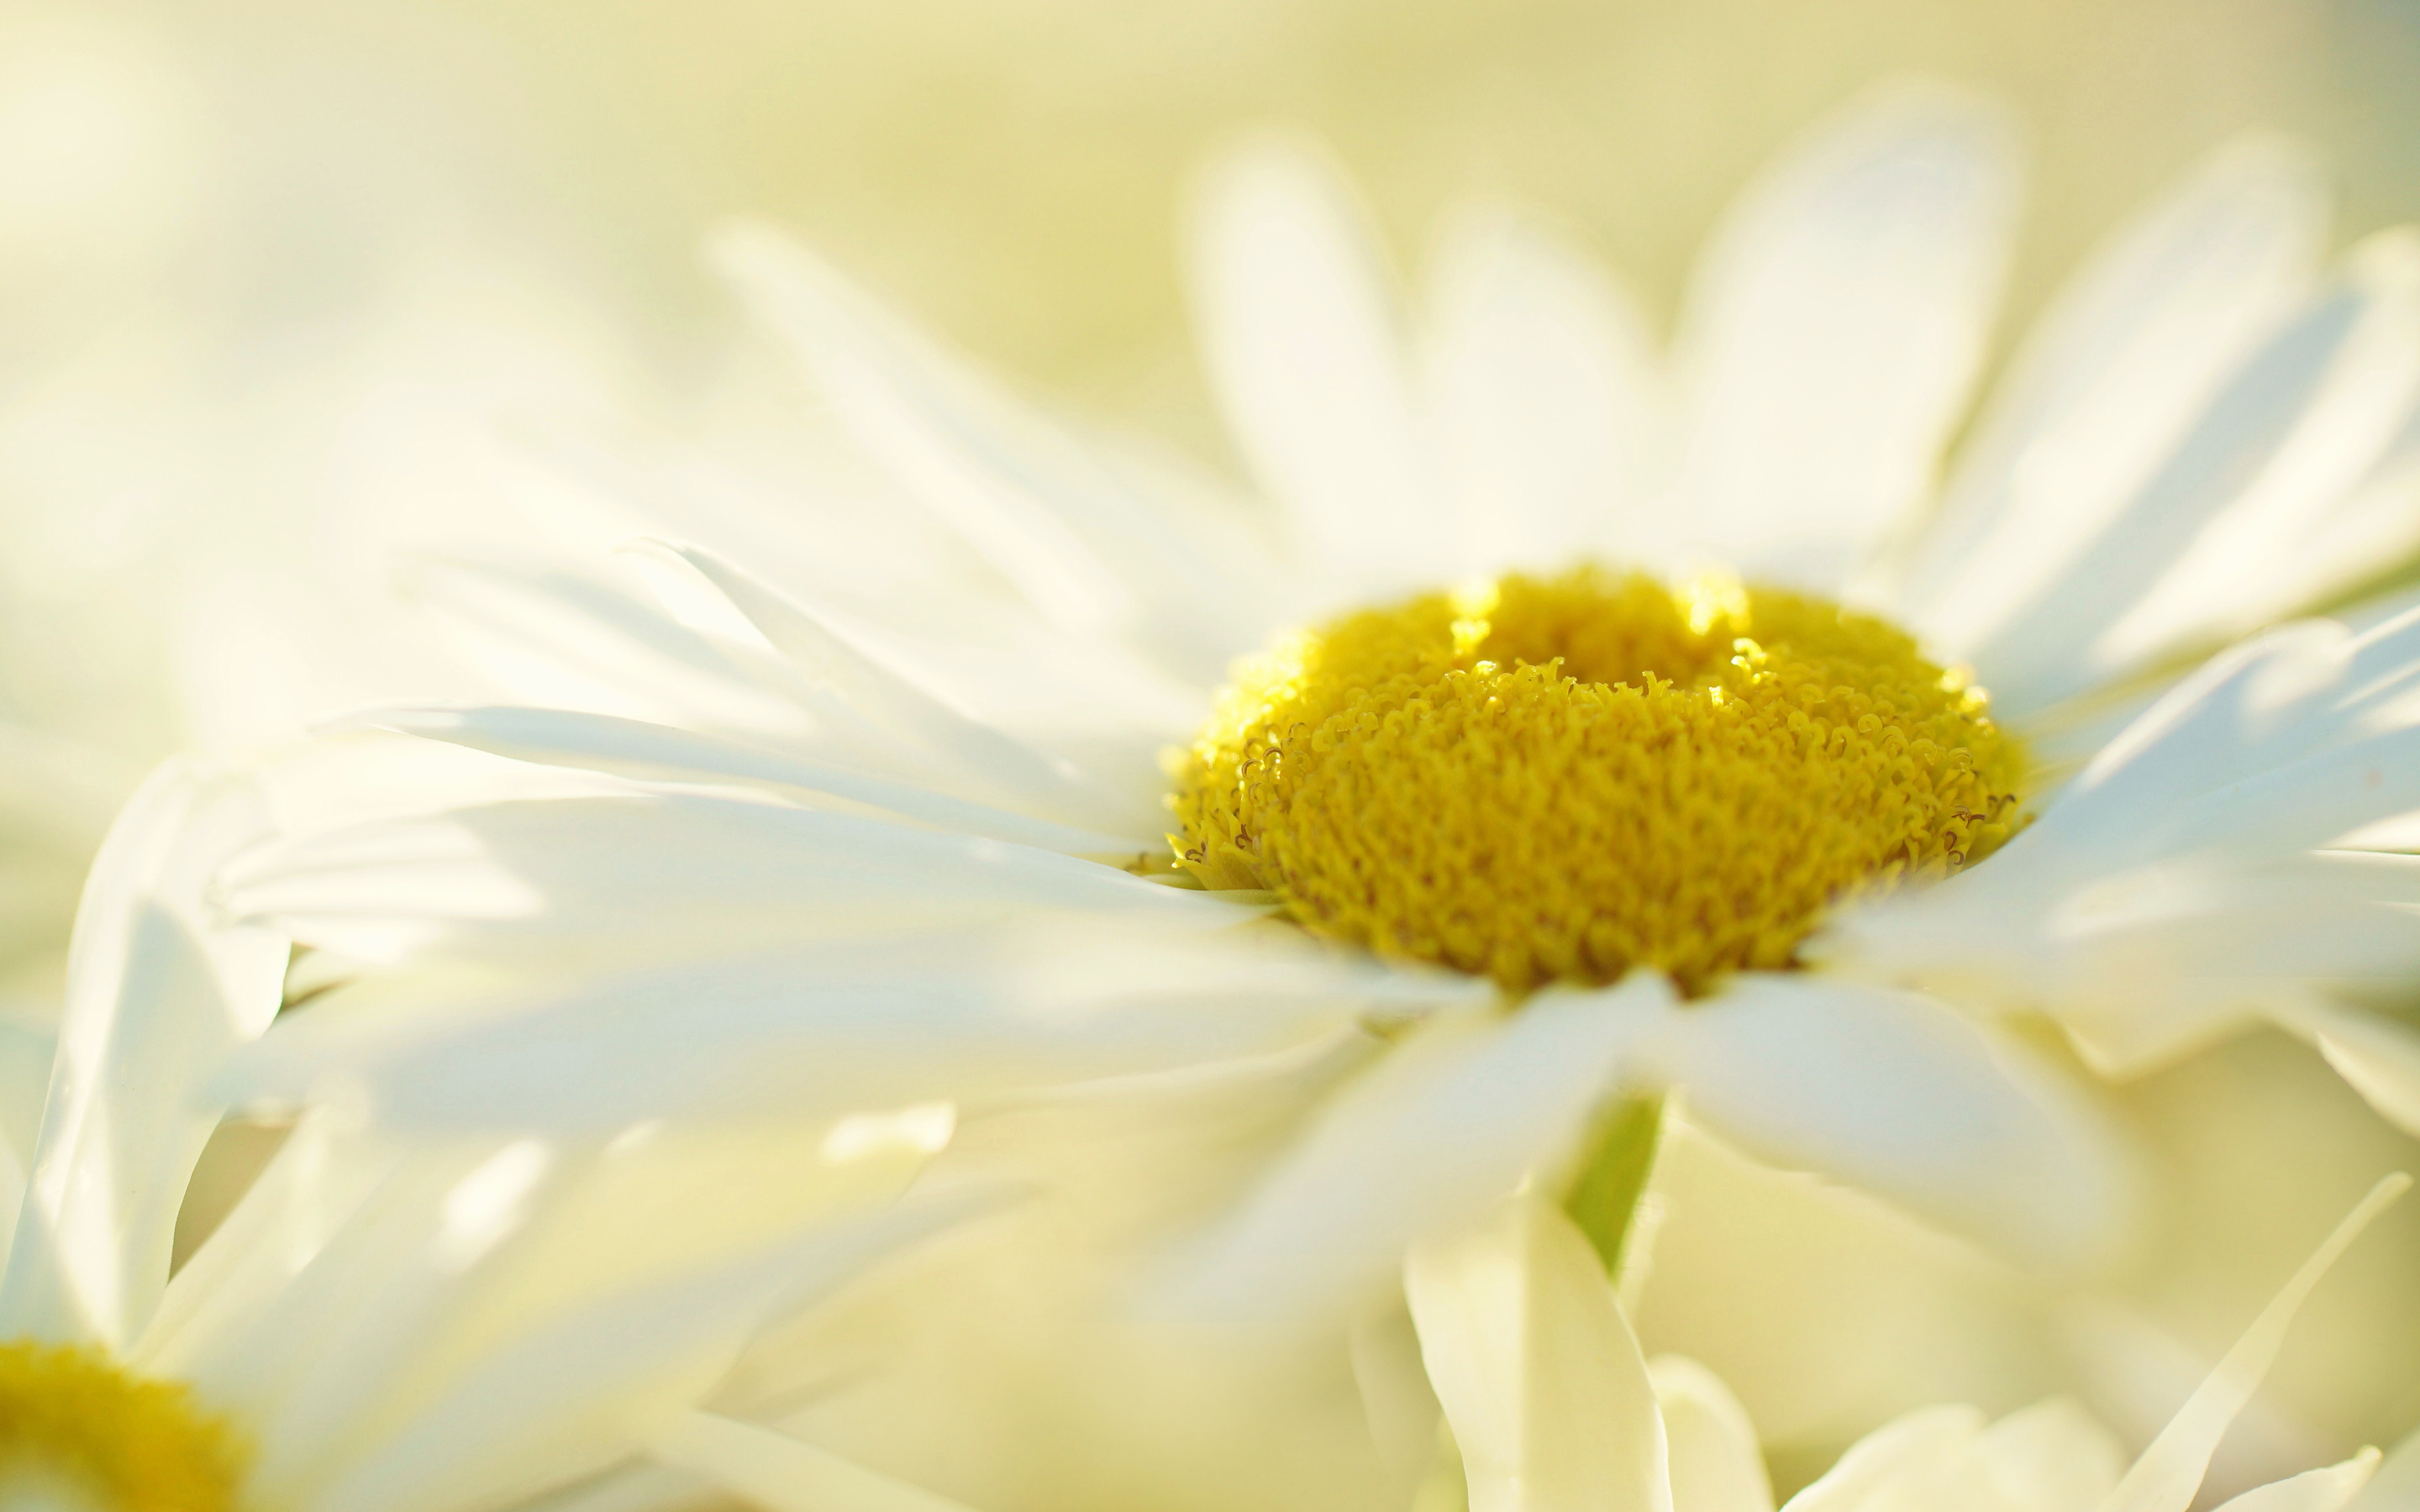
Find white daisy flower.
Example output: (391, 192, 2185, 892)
(218, 86, 2420, 1336)
(0, 759, 1005, 1512)
(1403, 1174, 2412, 1512)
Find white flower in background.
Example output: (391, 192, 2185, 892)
(1404, 1176, 2412, 1512)
(0, 759, 1002, 1512)
(213, 81, 2420, 1428)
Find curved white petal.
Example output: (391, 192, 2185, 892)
(218, 795, 1223, 969)
(2273, 999, 2420, 1138)
(625, 539, 1158, 835)
(0, 762, 286, 1347)
(350, 704, 1148, 853)
(1831, 604, 2420, 1073)
(1160, 974, 1671, 1330)
(1424, 202, 1666, 572)
(2349, 1428, 2420, 1510)
(649, 1411, 981, 1512)
(2212, 1455, 2383, 1512)
(213, 920, 1468, 1134)
(1778, 1404, 1986, 1511)
(1965, 234, 2420, 713)
(1190, 134, 1457, 596)
(1632, 974, 2133, 1268)
(400, 556, 812, 739)
(2102, 1174, 2407, 1512)
(1672, 85, 2019, 587)
(709, 222, 1281, 682)
(1405, 1197, 1671, 1512)
(1649, 1356, 1774, 1512)
(1898, 136, 2325, 658)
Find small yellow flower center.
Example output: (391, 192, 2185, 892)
(1172, 565, 2026, 995)
(0, 1340, 245, 1512)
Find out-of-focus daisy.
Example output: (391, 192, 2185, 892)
(1404, 1175, 2411, 1512)
(0, 759, 1003, 1512)
(221, 85, 2420, 1352)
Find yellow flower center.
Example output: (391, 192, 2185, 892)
(0, 1340, 245, 1512)
(1172, 565, 2026, 995)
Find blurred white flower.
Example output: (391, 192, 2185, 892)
(0, 759, 996, 1512)
(1403, 1177, 2410, 1512)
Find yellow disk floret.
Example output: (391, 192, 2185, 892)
(1172, 565, 2025, 995)
(0, 1340, 245, 1512)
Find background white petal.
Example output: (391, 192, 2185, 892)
(1896, 136, 2325, 669)
(1405, 1197, 1672, 1512)
(1423, 202, 1667, 575)
(1624, 974, 2134, 1268)
(0, 761, 286, 1347)
(1671, 84, 2019, 589)
(1189, 134, 1458, 599)
(1158, 976, 1669, 1331)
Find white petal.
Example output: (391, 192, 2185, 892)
(1970, 1399, 2126, 1512)
(214, 920, 1464, 1134)
(1190, 134, 1457, 596)
(0, 763, 285, 1347)
(1831, 606, 2420, 1070)
(1648, 1356, 1774, 1512)
(1966, 234, 2420, 712)
(1161, 974, 1671, 1330)
(2350, 1428, 2420, 1509)
(402, 556, 809, 738)
(2103, 1175, 2407, 1512)
(626, 539, 1155, 836)
(1779, 1405, 1986, 1512)
(350, 703, 1148, 853)
(1423, 202, 1666, 572)
(1631, 974, 2133, 1268)
(2273, 999, 2420, 1138)
(1673, 85, 2018, 586)
(1898, 137, 2324, 656)
(281, 1186, 990, 1512)
(1405, 1197, 1671, 1512)
(2213, 1454, 2383, 1512)
(218, 795, 1218, 969)
(649, 1411, 980, 1512)
(709, 222, 1280, 681)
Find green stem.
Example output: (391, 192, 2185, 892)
(1560, 1091, 1666, 1281)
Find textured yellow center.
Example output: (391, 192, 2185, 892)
(0, 1340, 245, 1512)
(1172, 565, 2025, 995)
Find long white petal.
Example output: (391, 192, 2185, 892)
(2272, 999, 2420, 1138)
(1190, 135, 1458, 596)
(2212, 1455, 2383, 1512)
(1899, 137, 2324, 656)
(218, 795, 1218, 968)
(0, 763, 285, 1347)
(1648, 1356, 1774, 1512)
(350, 704, 1147, 853)
(1631, 974, 2133, 1268)
(649, 1412, 980, 1512)
(1779, 1405, 1986, 1512)
(627, 539, 1156, 834)
(402, 556, 809, 738)
(1160, 975, 1669, 1330)
(1405, 1197, 1671, 1512)
(1424, 202, 1666, 572)
(1965, 236, 2420, 714)
(1673, 85, 2018, 587)
(2099, 1174, 2408, 1512)
(709, 222, 1280, 681)
(213, 920, 1465, 1134)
